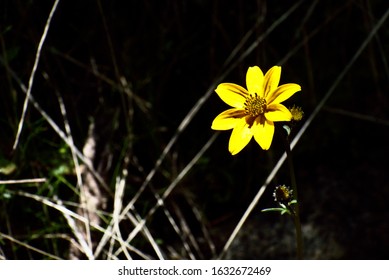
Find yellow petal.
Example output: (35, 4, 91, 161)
(228, 118, 253, 155)
(252, 117, 275, 150)
(215, 83, 248, 108)
(211, 109, 246, 130)
(265, 103, 292, 122)
(246, 66, 264, 96)
(267, 83, 301, 104)
(263, 66, 281, 99)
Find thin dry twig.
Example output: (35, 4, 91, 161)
(2, 63, 112, 196)
(12, 0, 61, 151)
(0, 232, 62, 260)
(124, 132, 219, 245)
(0, 178, 46, 185)
(12, 189, 152, 259)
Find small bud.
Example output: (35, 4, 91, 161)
(273, 185, 293, 204)
(289, 105, 304, 122)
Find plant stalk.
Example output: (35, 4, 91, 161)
(285, 136, 303, 259)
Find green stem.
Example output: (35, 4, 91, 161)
(285, 136, 303, 259)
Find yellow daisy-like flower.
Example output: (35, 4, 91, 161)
(211, 65, 301, 155)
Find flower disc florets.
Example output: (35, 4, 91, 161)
(273, 185, 293, 204)
(244, 93, 267, 117)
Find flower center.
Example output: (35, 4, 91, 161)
(244, 93, 267, 117)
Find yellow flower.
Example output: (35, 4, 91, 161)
(211, 65, 301, 155)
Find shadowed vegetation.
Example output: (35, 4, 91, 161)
(0, 0, 388, 259)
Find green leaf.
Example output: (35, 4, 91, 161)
(0, 161, 17, 175)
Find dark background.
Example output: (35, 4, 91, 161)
(0, 0, 388, 259)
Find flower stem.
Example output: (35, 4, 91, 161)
(284, 136, 303, 259)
